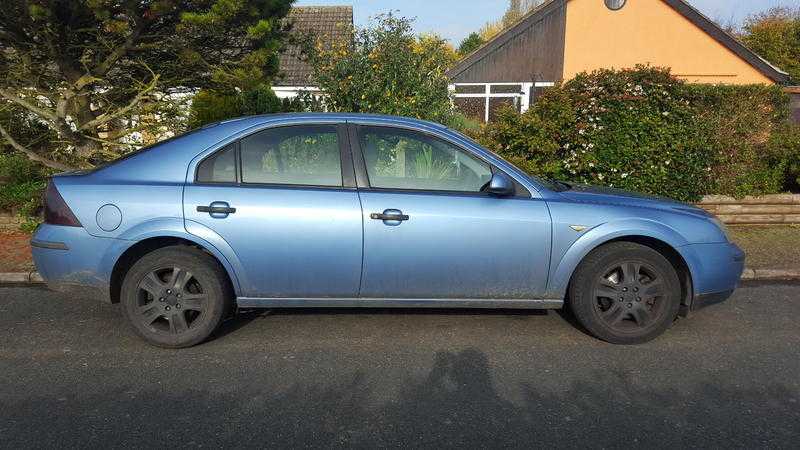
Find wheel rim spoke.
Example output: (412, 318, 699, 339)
(631, 307, 652, 327)
(595, 284, 619, 299)
(180, 294, 206, 311)
(622, 263, 640, 284)
(603, 302, 626, 324)
(643, 280, 664, 297)
(141, 308, 162, 326)
(140, 272, 165, 298)
(170, 267, 193, 292)
(170, 312, 189, 333)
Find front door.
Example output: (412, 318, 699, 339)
(353, 125, 551, 299)
(184, 124, 363, 299)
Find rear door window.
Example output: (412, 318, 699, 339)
(240, 125, 343, 187)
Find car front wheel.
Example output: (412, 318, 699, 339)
(121, 246, 231, 348)
(569, 242, 682, 344)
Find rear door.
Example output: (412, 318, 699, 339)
(352, 124, 552, 299)
(184, 123, 363, 299)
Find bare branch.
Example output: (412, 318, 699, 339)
(0, 88, 60, 124)
(79, 72, 160, 131)
(93, 25, 144, 79)
(0, 122, 74, 171)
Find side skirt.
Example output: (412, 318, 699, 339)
(236, 297, 564, 309)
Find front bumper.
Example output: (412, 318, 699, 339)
(682, 241, 745, 312)
(692, 289, 736, 311)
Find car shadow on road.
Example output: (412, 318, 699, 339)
(211, 306, 549, 342)
(2, 347, 797, 448)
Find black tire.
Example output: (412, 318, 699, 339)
(568, 242, 682, 345)
(121, 246, 232, 348)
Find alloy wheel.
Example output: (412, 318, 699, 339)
(592, 261, 666, 332)
(136, 267, 207, 335)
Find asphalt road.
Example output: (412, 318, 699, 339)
(0, 282, 798, 449)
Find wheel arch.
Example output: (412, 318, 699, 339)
(547, 220, 697, 313)
(108, 234, 242, 304)
(586, 236, 694, 315)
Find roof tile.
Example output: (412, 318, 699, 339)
(276, 6, 353, 87)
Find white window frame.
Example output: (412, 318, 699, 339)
(449, 82, 554, 122)
(271, 86, 320, 100)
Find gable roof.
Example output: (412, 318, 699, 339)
(447, 0, 790, 84)
(276, 6, 353, 87)
(663, 0, 788, 84)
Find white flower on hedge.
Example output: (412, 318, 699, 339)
(662, 111, 669, 116)
(621, 173, 629, 178)
(589, 162, 595, 168)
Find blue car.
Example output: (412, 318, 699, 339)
(31, 113, 744, 347)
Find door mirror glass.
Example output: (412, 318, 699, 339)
(483, 172, 515, 196)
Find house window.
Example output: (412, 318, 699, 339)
(449, 82, 535, 123)
(605, 0, 626, 11)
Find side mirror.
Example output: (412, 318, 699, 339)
(483, 172, 515, 197)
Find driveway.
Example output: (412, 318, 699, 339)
(0, 282, 798, 448)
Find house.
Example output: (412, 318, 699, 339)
(273, 6, 354, 100)
(447, 0, 791, 122)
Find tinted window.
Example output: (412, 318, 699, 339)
(359, 127, 492, 192)
(240, 125, 342, 187)
(196, 143, 237, 183)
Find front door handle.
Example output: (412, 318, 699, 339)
(370, 209, 409, 222)
(197, 201, 236, 217)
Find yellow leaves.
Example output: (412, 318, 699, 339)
(247, 19, 273, 39)
(103, 19, 130, 34)
(27, 4, 50, 20)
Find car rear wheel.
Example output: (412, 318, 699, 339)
(568, 242, 682, 344)
(121, 246, 231, 348)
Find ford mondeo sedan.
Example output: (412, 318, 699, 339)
(31, 113, 744, 347)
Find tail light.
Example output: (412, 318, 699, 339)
(44, 181, 82, 227)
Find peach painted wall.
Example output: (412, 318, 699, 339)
(562, 0, 774, 84)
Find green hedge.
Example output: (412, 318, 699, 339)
(474, 66, 800, 202)
(0, 153, 50, 230)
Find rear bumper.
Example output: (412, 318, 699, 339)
(682, 241, 745, 312)
(31, 224, 128, 303)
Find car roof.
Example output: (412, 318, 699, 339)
(85, 113, 449, 184)
(207, 112, 447, 132)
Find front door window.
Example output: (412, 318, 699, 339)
(359, 126, 492, 192)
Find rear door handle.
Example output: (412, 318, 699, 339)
(197, 202, 236, 216)
(370, 210, 409, 222)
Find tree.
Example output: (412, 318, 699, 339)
(740, 7, 800, 84)
(0, 0, 295, 170)
(458, 32, 485, 57)
(477, 0, 540, 42)
(307, 14, 458, 125)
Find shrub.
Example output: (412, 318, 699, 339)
(0, 153, 49, 224)
(307, 14, 459, 126)
(770, 125, 800, 191)
(476, 66, 796, 201)
(188, 84, 318, 128)
(687, 84, 791, 197)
